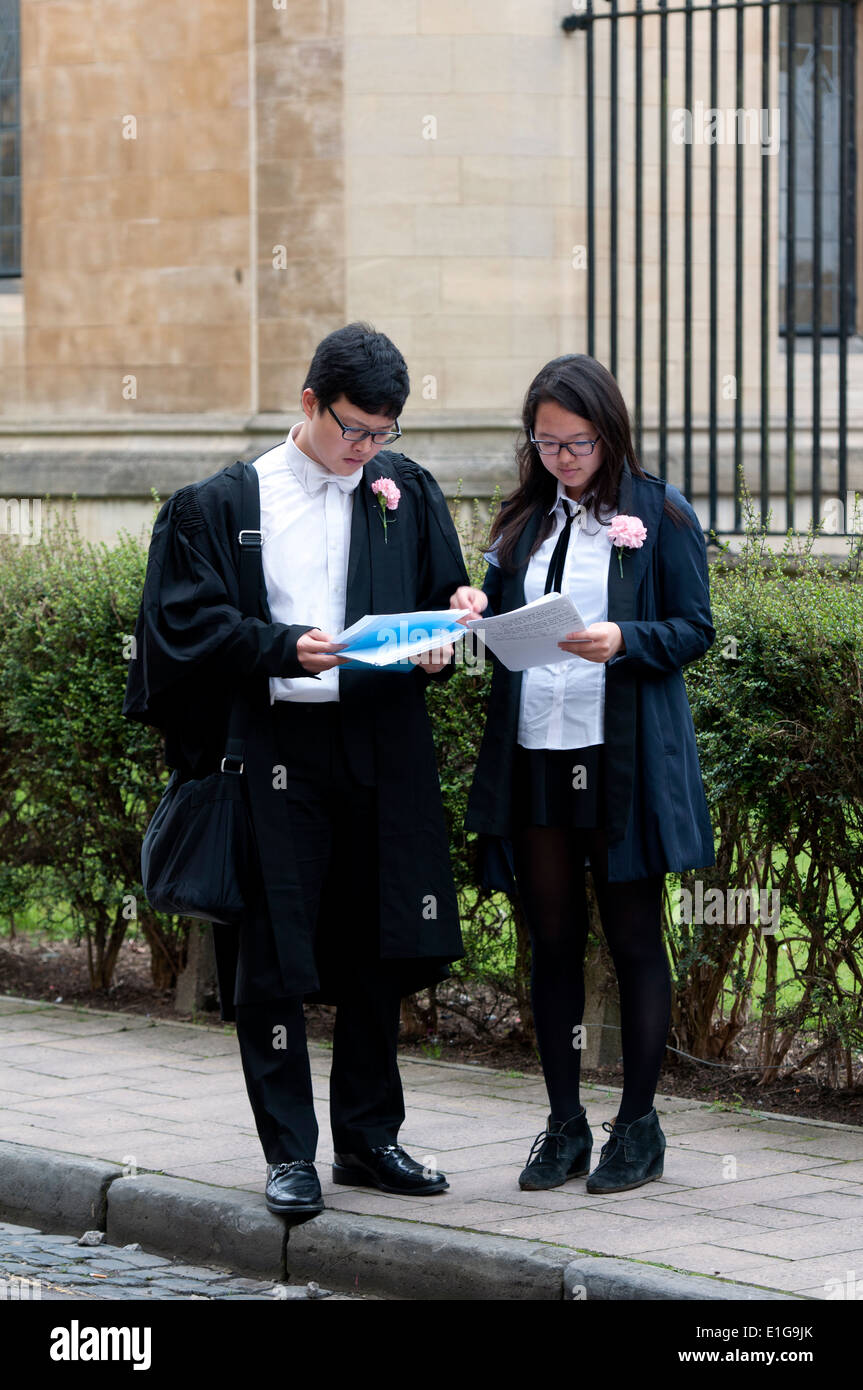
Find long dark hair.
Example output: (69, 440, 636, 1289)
(487, 354, 691, 572)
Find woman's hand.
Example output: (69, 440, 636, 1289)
(450, 586, 488, 622)
(558, 622, 625, 663)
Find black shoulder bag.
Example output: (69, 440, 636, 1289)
(140, 463, 263, 926)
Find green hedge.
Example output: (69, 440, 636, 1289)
(0, 504, 181, 989)
(1, 488, 862, 1087)
(676, 510, 863, 1084)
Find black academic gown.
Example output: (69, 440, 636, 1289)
(123, 452, 470, 1019)
(464, 463, 718, 888)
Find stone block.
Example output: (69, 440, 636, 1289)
(345, 0, 418, 37)
(258, 0, 334, 42)
(563, 1255, 795, 1300)
(0, 1140, 120, 1234)
(344, 37, 452, 95)
(257, 99, 341, 162)
(286, 1209, 567, 1299)
(418, 0, 557, 38)
(105, 1173, 285, 1278)
(346, 156, 460, 206)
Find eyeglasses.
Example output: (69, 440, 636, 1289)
(327, 404, 401, 446)
(529, 434, 600, 458)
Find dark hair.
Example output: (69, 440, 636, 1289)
(487, 354, 691, 573)
(302, 321, 410, 418)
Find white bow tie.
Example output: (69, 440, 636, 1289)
(308, 472, 359, 495)
(286, 426, 364, 496)
(296, 455, 362, 496)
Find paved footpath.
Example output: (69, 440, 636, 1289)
(1, 995, 862, 1300)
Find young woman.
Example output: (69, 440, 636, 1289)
(451, 354, 716, 1195)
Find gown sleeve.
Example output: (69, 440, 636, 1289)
(122, 484, 316, 731)
(412, 461, 471, 609)
(478, 496, 520, 620)
(399, 458, 471, 690)
(480, 555, 503, 618)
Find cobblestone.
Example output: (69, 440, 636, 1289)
(0, 1221, 376, 1301)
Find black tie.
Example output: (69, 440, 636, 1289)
(544, 500, 578, 595)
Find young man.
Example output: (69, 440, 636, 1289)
(124, 323, 469, 1220)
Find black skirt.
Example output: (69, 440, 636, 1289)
(511, 742, 605, 830)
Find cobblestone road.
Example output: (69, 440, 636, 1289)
(0, 1220, 377, 1300)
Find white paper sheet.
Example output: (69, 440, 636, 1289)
(465, 593, 590, 671)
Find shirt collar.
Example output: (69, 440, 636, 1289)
(285, 422, 365, 496)
(547, 479, 587, 520)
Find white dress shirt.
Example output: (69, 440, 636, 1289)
(485, 481, 617, 749)
(251, 422, 363, 704)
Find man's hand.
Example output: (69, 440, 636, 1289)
(299, 628, 454, 676)
(449, 586, 488, 621)
(296, 628, 350, 673)
(410, 642, 455, 674)
(558, 622, 625, 663)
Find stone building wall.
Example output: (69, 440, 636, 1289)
(18, 0, 252, 417)
(0, 0, 861, 547)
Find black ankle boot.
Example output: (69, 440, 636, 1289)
(585, 1107, 666, 1194)
(518, 1109, 593, 1191)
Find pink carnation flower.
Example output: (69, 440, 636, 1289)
(371, 476, 401, 544)
(608, 514, 647, 548)
(371, 477, 401, 510)
(607, 513, 647, 577)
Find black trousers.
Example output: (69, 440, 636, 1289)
(233, 700, 405, 1163)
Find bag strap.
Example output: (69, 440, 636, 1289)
(221, 463, 263, 776)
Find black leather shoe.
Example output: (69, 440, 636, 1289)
(265, 1160, 325, 1219)
(332, 1144, 449, 1195)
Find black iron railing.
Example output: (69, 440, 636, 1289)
(565, 1, 859, 535)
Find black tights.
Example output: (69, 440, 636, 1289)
(512, 825, 671, 1126)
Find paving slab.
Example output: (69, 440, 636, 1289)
(697, 1203, 837, 1230)
(658, 1110, 766, 1135)
(716, 1253, 863, 1295)
(709, 1218, 863, 1260)
(803, 1161, 863, 1183)
(646, 1171, 856, 1209)
(669, 1127, 828, 1155)
(768, 1189, 863, 1219)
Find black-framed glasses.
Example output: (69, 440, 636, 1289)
(327, 404, 401, 446)
(529, 434, 600, 458)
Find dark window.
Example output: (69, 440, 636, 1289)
(0, 0, 20, 278)
(779, 2, 855, 335)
